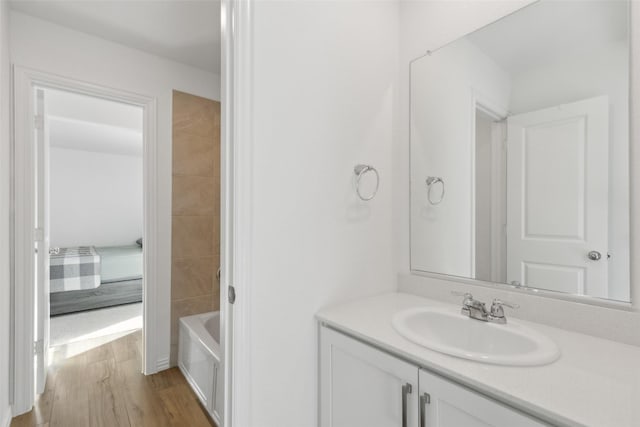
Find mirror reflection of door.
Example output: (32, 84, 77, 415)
(505, 97, 609, 298)
(409, 0, 630, 302)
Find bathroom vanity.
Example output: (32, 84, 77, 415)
(318, 2, 640, 426)
(317, 293, 640, 427)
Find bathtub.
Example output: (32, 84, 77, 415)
(178, 311, 223, 425)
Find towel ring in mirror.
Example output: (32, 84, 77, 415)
(354, 164, 379, 201)
(426, 176, 445, 205)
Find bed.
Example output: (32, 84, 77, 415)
(49, 244, 143, 316)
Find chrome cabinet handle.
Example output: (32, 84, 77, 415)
(401, 383, 412, 427)
(588, 251, 602, 261)
(419, 393, 431, 427)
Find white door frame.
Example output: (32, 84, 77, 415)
(489, 120, 507, 283)
(470, 91, 508, 280)
(220, 0, 253, 426)
(11, 66, 158, 415)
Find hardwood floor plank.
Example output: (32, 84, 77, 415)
(86, 341, 116, 365)
(157, 383, 214, 427)
(49, 353, 90, 427)
(146, 368, 185, 391)
(8, 413, 35, 427)
(11, 330, 214, 427)
(87, 359, 131, 427)
(117, 358, 171, 427)
(111, 332, 139, 363)
(30, 364, 58, 426)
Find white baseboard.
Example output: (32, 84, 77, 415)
(1, 406, 12, 427)
(156, 356, 170, 372)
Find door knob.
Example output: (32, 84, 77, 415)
(588, 251, 602, 261)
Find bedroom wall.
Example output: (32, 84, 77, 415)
(0, 1, 11, 426)
(10, 10, 220, 372)
(170, 91, 220, 365)
(49, 147, 143, 248)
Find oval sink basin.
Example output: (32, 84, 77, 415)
(392, 307, 560, 366)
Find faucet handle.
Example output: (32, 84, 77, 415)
(452, 291, 475, 316)
(493, 299, 519, 309)
(451, 290, 473, 298)
(451, 291, 473, 304)
(490, 299, 519, 317)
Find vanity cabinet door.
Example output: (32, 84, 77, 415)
(320, 326, 419, 427)
(418, 370, 548, 427)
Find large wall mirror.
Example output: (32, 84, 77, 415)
(410, 0, 631, 303)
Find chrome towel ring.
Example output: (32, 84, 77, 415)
(354, 164, 379, 201)
(426, 176, 445, 205)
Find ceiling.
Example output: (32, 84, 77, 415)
(10, 0, 221, 73)
(46, 88, 144, 157)
(467, 0, 628, 76)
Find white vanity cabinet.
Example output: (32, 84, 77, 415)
(320, 325, 548, 427)
(418, 369, 547, 427)
(320, 326, 419, 427)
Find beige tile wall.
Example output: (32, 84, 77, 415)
(170, 90, 221, 365)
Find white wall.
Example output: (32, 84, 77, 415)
(395, 0, 534, 278)
(0, 1, 12, 426)
(410, 38, 511, 278)
(10, 10, 220, 371)
(246, 1, 398, 425)
(49, 147, 143, 248)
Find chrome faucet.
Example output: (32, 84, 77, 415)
(453, 292, 519, 324)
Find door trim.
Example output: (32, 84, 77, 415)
(470, 90, 508, 280)
(220, 0, 253, 425)
(11, 66, 158, 415)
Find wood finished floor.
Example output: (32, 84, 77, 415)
(11, 330, 216, 427)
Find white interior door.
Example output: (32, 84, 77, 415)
(34, 87, 50, 394)
(506, 96, 609, 297)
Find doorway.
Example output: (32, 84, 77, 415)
(39, 87, 144, 370)
(472, 102, 508, 285)
(12, 68, 158, 413)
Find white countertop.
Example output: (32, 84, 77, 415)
(316, 292, 640, 427)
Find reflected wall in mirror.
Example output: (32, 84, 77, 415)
(410, 0, 630, 302)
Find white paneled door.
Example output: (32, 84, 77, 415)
(34, 87, 50, 394)
(506, 96, 609, 297)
